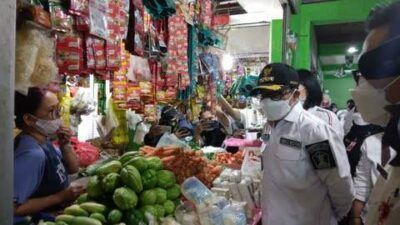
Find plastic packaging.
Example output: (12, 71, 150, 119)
(49, 0, 73, 32)
(241, 149, 262, 179)
(197, 205, 224, 225)
(222, 203, 247, 225)
(89, 0, 109, 40)
(175, 202, 200, 225)
(181, 177, 214, 207)
(56, 34, 84, 74)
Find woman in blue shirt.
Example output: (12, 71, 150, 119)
(14, 87, 83, 224)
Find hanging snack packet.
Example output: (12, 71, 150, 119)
(89, 0, 109, 40)
(106, 41, 121, 70)
(49, 0, 73, 32)
(69, 0, 89, 16)
(126, 84, 142, 111)
(92, 38, 106, 70)
(56, 34, 83, 75)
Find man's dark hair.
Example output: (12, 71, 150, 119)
(297, 69, 323, 110)
(347, 99, 355, 110)
(366, 2, 400, 39)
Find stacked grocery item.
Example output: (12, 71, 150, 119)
(212, 169, 262, 222)
(176, 177, 248, 225)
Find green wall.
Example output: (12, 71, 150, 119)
(270, 19, 283, 63)
(324, 76, 355, 108)
(289, 0, 386, 69)
(280, 0, 388, 107)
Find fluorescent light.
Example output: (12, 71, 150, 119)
(347, 46, 358, 54)
(222, 54, 234, 71)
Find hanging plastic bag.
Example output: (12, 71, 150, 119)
(97, 99, 119, 140)
(241, 149, 261, 179)
(156, 133, 190, 149)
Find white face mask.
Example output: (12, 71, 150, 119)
(261, 93, 293, 121)
(350, 77, 397, 126)
(34, 117, 62, 136)
(299, 96, 306, 106)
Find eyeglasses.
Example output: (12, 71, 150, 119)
(259, 89, 293, 101)
(48, 106, 63, 120)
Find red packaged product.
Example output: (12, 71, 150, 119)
(112, 81, 127, 102)
(126, 84, 142, 110)
(56, 34, 83, 74)
(92, 38, 106, 70)
(75, 15, 90, 31)
(85, 36, 95, 69)
(106, 41, 121, 70)
(107, 0, 120, 40)
(28, 5, 52, 29)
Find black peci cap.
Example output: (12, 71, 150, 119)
(250, 63, 299, 96)
(359, 35, 400, 80)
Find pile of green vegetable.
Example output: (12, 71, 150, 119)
(55, 152, 182, 225)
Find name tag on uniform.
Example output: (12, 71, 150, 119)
(280, 137, 302, 149)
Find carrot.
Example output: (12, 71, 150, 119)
(146, 149, 162, 157)
(161, 148, 180, 156)
(161, 155, 176, 163)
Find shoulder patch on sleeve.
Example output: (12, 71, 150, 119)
(305, 140, 337, 169)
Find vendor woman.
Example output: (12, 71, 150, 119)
(14, 87, 83, 224)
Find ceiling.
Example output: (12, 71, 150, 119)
(214, 0, 247, 15)
(316, 22, 366, 77)
(230, 0, 283, 24)
(315, 22, 367, 44)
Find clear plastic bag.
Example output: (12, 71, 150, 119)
(222, 203, 247, 225)
(175, 202, 201, 225)
(241, 149, 261, 179)
(156, 133, 190, 150)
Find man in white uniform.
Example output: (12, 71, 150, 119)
(352, 2, 400, 225)
(250, 63, 354, 225)
(352, 132, 396, 225)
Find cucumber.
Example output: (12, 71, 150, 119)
(70, 216, 102, 225)
(80, 202, 107, 214)
(64, 204, 89, 217)
(55, 214, 75, 224)
(119, 151, 140, 164)
(96, 160, 122, 176)
(82, 158, 115, 176)
(90, 213, 107, 224)
(76, 193, 90, 204)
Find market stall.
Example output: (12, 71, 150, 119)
(15, 0, 264, 224)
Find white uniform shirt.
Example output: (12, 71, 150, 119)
(366, 166, 400, 225)
(262, 103, 354, 225)
(308, 106, 344, 139)
(354, 133, 396, 202)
